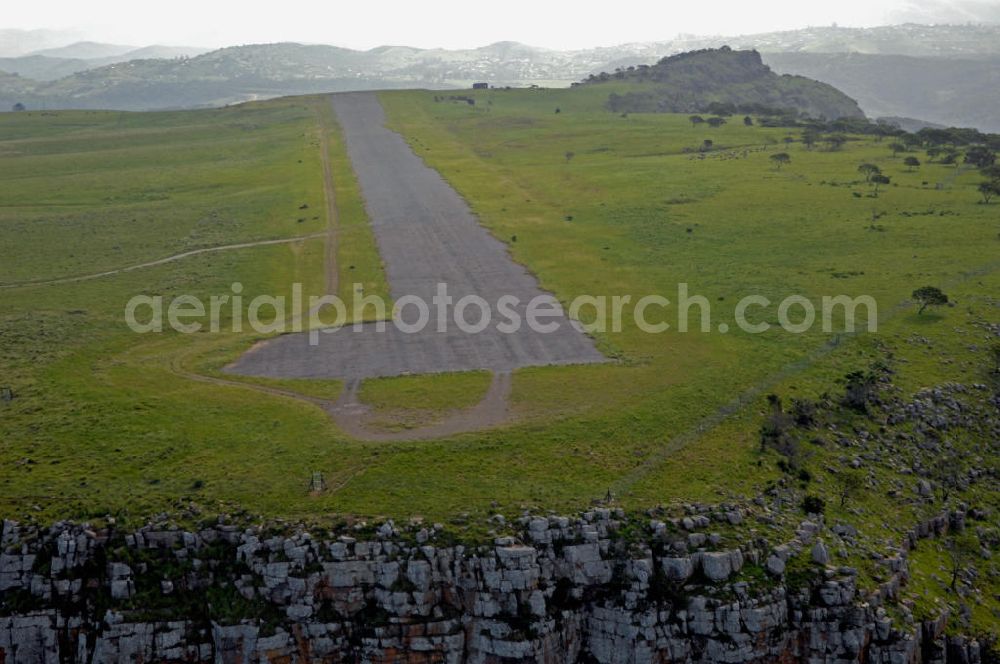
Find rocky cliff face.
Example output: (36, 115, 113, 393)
(0, 507, 983, 663)
(3, 368, 997, 663)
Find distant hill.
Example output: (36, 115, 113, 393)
(762, 52, 1000, 132)
(684, 23, 1000, 58)
(0, 55, 89, 81)
(0, 24, 998, 129)
(27, 41, 138, 60)
(0, 29, 84, 57)
(118, 45, 209, 60)
(576, 24, 1000, 74)
(0, 71, 35, 98)
(582, 47, 864, 120)
(0, 41, 584, 111)
(0, 45, 212, 82)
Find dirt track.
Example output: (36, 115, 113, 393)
(226, 92, 604, 381)
(0, 234, 325, 290)
(316, 107, 340, 296)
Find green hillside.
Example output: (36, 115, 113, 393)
(582, 47, 865, 120)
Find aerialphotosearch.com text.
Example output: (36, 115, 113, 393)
(125, 282, 877, 343)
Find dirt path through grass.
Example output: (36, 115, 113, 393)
(327, 372, 512, 441)
(0, 233, 326, 290)
(316, 106, 340, 296)
(171, 351, 513, 441)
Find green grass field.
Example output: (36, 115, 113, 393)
(1, 83, 997, 580)
(378, 87, 999, 499)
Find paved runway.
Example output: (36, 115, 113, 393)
(225, 92, 604, 380)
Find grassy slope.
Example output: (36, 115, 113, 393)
(0, 84, 997, 601)
(357, 371, 493, 432)
(377, 88, 1000, 631)
(379, 88, 998, 498)
(0, 97, 374, 522)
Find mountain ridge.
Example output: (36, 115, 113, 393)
(1, 24, 998, 128)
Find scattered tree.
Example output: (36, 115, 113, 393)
(789, 398, 817, 428)
(871, 173, 891, 196)
(917, 127, 956, 147)
(980, 165, 1000, 182)
(964, 146, 996, 168)
(770, 152, 791, 170)
(12, 102, 25, 112)
(743, 115, 753, 126)
(802, 495, 825, 515)
(707, 117, 727, 128)
(564, 151, 575, 163)
(824, 134, 847, 151)
(802, 129, 818, 150)
(760, 394, 797, 462)
(760, 395, 788, 445)
(843, 370, 878, 412)
(888, 142, 907, 158)
(912, 285, 949, 314)
(903, 156, 921, 172)
(701, 139, 713, 152)
(990, 341, 1000, 374)
(947, 533, 979, 591)
(858, 163, 881, 182)
(978, 181, 1000, 204)
(689, 115, 705, 127)
(837, 470, 865, 507)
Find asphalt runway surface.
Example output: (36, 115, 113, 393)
(226, 92, 604, 380)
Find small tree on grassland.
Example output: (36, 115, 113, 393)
(824, 134, 846, 151)
(843, 370, 878, 413)
(689, 115, 705, 126)
(947, 533, 979, 591)
(978, 181, 1000, 204)
(964, 146, 996, 168)
(871, 173, 891, 196)
(889, 142, 907, 158)
(837, 470, 865, 507)
(858, 163, 881, 182)
(802, 129, 818, 150)
(903, 156, 921, 172)
(707, 117, 727, 128)
(989, 342, 1000, 374)
(770, 153, 791, 170)
(912, 286, 948, 314)
(760, 394, 796, 462)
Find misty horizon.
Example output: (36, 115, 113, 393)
(4, 0, 1000, 53)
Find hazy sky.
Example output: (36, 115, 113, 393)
(6, 0, 1000, 50)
